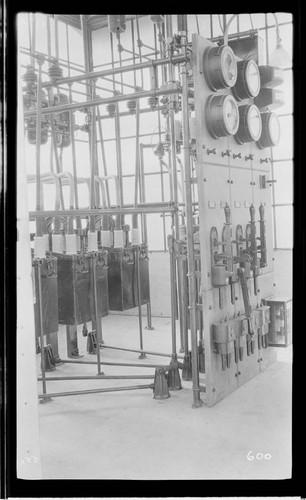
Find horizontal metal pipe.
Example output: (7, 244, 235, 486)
(61, 359, 168, 369)
(38, 384, 153, 398)
(38, 375, 155, 381)
(97, 105, 166, 120)
(101, 344, 184, 360)
(29, 205, 177, 218)
(24, 86, 182, 118)
(39, 54, 186, 89)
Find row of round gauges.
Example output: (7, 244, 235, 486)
(203, 44, 282, 148)
(205, 97, 280, 149)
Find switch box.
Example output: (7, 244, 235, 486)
(262, 297, 292, 347)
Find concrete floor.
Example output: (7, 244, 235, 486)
(36, 315, 292, 480)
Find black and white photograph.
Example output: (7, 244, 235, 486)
(9, 11, 297, 487)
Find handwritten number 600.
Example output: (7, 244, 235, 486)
(247, 451, 272, 461)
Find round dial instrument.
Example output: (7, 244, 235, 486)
(205, 94, 239, 139)
(235, 104, 262, 144)
(203, 44, 237, 91)
(232, 58, 261, 101)
(256, 111, 280, 149)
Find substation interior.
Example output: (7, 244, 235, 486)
(16, 13, 293, 480)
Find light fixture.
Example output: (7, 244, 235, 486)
(269, 13, 291, 68)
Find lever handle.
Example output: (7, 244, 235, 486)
(224, 203, 231, 224)
(249, 203, 255, 222)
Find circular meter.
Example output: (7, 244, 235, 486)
(205, 94, 239, 139)
(235, 104, 262, 144)
(232, 59, 261, 100)
(203, 45, 237, 91)
(256, 111, 280, 149)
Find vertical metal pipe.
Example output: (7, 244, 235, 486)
(133, 99, 141, 210)
(48, 89, 65, 212)
(66, 23, 81, 228)
(91, 254, 102, 374)
(168, 233, 177, 356)
(46, 14, 51, 60)
(36, 262, 48, 398)
(154, 26, 167, 251)
(31, 13, 36, 59)
(96, 109, 111, 207)
(131, 18, 137, 88)
(35, 56, 44, 236)
(165, 15, 184, 350)
(110, 32, 124, 227)
(54, 15, 59, 61)
(135, 16, 144, 88)
(81, 16, 95, 232)
(139, 144, 148, 244)
(179, 27, 202, 407)
(135, 246, 145, 355)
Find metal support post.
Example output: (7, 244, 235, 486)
(165, 15, 184, 353)
(35, 260, 51, 403)
(90, 252, 104, 375)
(179, 27, 203, 408)
(135, 245, 146, 358)
(66, 324, 82, 358)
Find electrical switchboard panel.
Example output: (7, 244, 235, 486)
(192, 33, 278, 406)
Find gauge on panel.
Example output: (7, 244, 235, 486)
(205, 94, 240, 139)
(235, 104, 262, 144)
(232, 59, 261, 101)
(256, 111, 280, 149)
(203, 44, 237, 91)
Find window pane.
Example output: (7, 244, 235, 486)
(273, 161, 293, 204)
(146, 214, 164, 250)
(144, 174, 161, 202)
(274, 205, 293, 248)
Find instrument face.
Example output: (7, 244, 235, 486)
(256, 111, 281, 149)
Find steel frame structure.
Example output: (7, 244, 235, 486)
(19, 13, 291, 407)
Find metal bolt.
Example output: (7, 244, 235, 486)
(207, 272, 210, 277)
(209, 306, 213, 310)
(258, 289, 260, 293)
(273, 283, 276, 287)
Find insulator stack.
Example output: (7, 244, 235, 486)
(126, 100, 137, 114)
(148, 96, 159, 110)
(114, 230, 125, 248)
(34, 236, 47, 258)
(101, 231, 112, 247)
(87, 231, 98, 252)
(48, 60, 63, 83)
(52, 234, 63, 254)
(23, 65, 37, 88)
(108, 15, 126, 34)
(65, 234, 78, 255)
(149, 15, 165, 25)
(106, 103, 117, 118)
